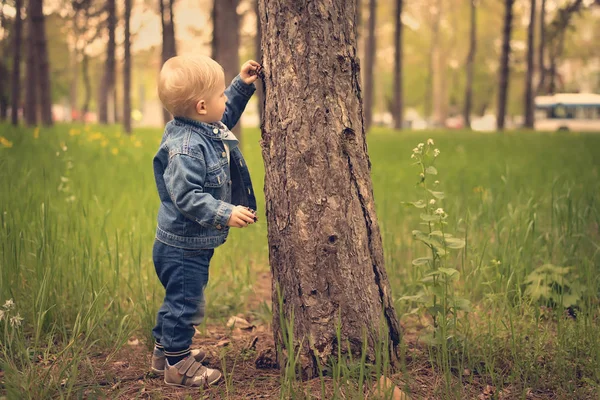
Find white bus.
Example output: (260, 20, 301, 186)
(535, 93, 600, 132)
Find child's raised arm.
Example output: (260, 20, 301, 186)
(220, 60, 261, 129)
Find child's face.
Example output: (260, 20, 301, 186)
(202, 74, 227, 123)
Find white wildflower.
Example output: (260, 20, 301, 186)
(434, 180, 440, 185)
(417, 143, 425, 149)
(3, 299, 14, 310)
(434, 149, 440, 157)
(60, 176, 69, 183)
(427, 138, 434, 145)
(66, 196, 76, 203)
(0, 309, 4, 321)
(435, 208, 445, 215)
(429, 199, 436, 205)
(62, 145, 68, 152)
(410, 153, 416, 159)
(10, 314, 23, 327)
(412, 147, 421, 154)
(419, 173, 425, 178)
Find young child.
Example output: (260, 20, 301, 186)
(150, 55, 260, 387)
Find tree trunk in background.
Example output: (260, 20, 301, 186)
(81, 53, 91, 122)
(123, 0, 132, 134)
(536, 0, 546, 94)
(258, 0, 401, 380)
(160, 0, 177, 124)
(10, 0, 22, 125)
(496, 0, 513, 131)
(213, 0, 241, 138)
(363, 0, 376, 131)
(392, 0, 402, 130)
(254, 0, 264, 122)
(463, 0, 476, 129)
(524, 0, 536, 128)
(98, 0, 116, 124)
(24, 0, 38, 126)
(431, 0, 445, 127)
(425, 3, 441, 123)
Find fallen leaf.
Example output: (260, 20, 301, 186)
(216, 339, 231, 347)
(371, 376, 410, 400)
(227, 316, 255, 330)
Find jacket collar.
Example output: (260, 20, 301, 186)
(173, 116, 226, 140)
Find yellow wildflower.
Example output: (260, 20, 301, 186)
(0, 137, 13, 148)
(101, 140, 108, 148)
(134, 140, 142, 148)
(111, 148, 119, 155)
(33, 127, 40, 139)
(69, 128, 81, 136)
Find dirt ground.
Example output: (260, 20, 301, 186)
(91, 272, 581, 400)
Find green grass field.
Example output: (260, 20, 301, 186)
(0, 123, 599, 399)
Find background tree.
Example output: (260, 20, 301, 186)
(392, 0, 403, 130)
(524, 0, 536, 128)
(123, 0, 132, 133)
(24, 0, 52, 126)
(213, 0, 241, 137)
(98, 0, 116, 124)
(0, 0, 9, 120)
(496, 0, 514, 131)
(10, 0, 23, 125)
(463, 0, 476, 129)
(536, 0, 547, 94)
(160, 0, 177, 124)
(364, 0, 376, 131)
(258, 0, 401, 379)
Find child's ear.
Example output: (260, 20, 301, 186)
(195, 100, 207, 115)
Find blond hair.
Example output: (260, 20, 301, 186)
(158, 55, 224, 117)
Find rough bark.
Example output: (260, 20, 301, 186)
(213, 0, 241, 138)
(10, 0, 22, 125)
(98, 0, 116, 124)
(123, 0, 132, 134)
(160, 0, 177, 124)
(392, 0, 402, 130)
(363, 0, 376, 131)
(524, 0, 536, 128)
(496, 0, 513, 131)
(463, 0, 476, 130)
(258, 0, 401, 380)
(255, 0, 264, 122)
(24, 0, 38, 126)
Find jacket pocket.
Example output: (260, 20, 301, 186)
(205, 168, 227, 188)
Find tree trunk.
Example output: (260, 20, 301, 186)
(363, 0, 376, 131)
(160, 0, 177, 124)
(355, 0, 361, 41)
(99, 0, 116, 124)
(33, 0, 52, 126)
(81, 53, 91, 122)
(212, 0, 241, 138)
(123, 0, 132, 134)
(524, 0, 536, 129)
(10, 0, 23, 125)
(24, 0, 38, 126)
(536, 0, 546, 94)
(463, 0, 476, 130)
(255, 0, 264, 122)
(392, 0, 402, 130)
(496, 0, 514, 131)
(258, 0, 401, 380)
(425, 2, 441, 123)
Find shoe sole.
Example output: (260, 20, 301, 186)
(163, 372, 222, 387)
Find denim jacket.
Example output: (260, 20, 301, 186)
(153, 75, 257, 249)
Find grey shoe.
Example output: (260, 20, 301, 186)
(164, 356, 222, 387)
(151, 348, 207, 374)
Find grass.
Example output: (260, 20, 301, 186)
(0, 123, 599, 399)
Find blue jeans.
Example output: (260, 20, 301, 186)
(152, 240, 214, 352)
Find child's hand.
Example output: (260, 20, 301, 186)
(227, 205, 256, 228)
(240, 60, 262, 84)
